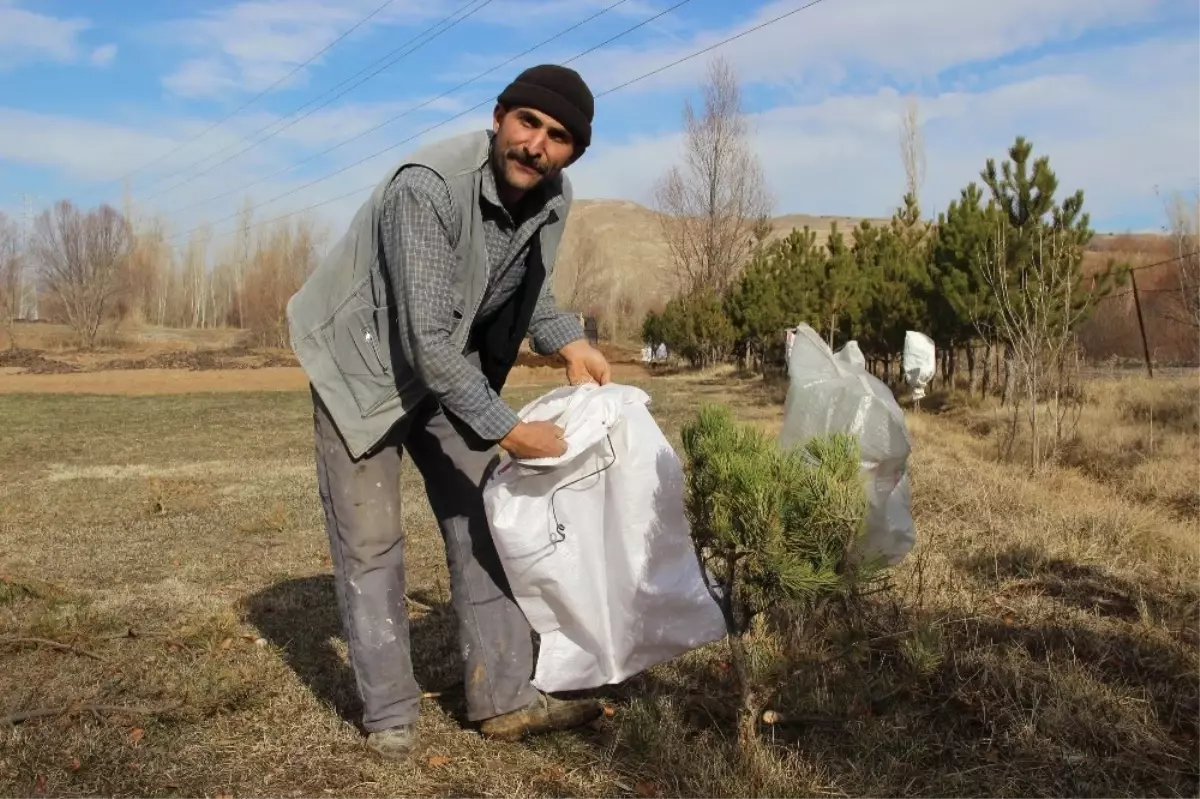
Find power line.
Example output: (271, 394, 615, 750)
(164, 0, 637, 218)
(596, 0, 831, 97)
(164, 0, 707, 245)
(1126, 250, 1199, 273)
(83, 0, 402, 199)
(140, 0, 494, 204)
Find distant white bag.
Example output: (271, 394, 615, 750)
(482, 383, 727, 693)
(902, 331, 936, 400)
(780, 325, 916, 566)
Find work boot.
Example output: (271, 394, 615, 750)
(365, 724, 420, 760)
(479, 693, 604, 742)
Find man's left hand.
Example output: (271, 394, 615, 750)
(559, 340, 611, 386)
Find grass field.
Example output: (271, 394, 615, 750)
(1, 367, 1196, 797)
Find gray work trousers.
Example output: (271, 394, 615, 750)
(311, 386, 538, 733)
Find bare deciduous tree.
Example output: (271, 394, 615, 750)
(653, 56, 773, 295)
(981, 226, 1089, 471)
(0, 212, 22, 348)
(898, 95, 926, 206)
(33, 201, 130, 349)
(1161, 188, 1199, 331)
(242, 215, 322, 347)
(555, 227, 608, 315)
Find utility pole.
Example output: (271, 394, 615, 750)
(1130, 271, 1153, 378)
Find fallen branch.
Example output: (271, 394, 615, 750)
(1, 703, 175, 726)
(102, 629, 190, 649)
(0, 636, 105, 661)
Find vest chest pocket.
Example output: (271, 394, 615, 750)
(324, 292, 409, 416)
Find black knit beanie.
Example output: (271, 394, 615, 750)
(497, 64, 593, 152)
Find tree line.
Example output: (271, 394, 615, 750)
(0, 197, 325, 350)
(638, 58, 1151, 414)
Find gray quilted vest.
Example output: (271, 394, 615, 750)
(286, 129, 572, 459)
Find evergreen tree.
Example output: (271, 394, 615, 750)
(818, 222, 862, 348)
(724, 243, 787, 369)
(928, 182, 1001, 392)
(657, 288, 736, 368)
(681, 404, 871, 750)
(979, 136, 1125, 407)
(980, 136, 1123, 334)
(725, 227, 824, 368)
(852, 194, 932, 376)
(641, 309, 664, 349)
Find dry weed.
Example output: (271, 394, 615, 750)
(0, 373, 1195, 797)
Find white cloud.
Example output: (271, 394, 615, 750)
(569, 36, 1200, 230)
(0, 1, 90, 70)
(90, 44, 118, 68)
(157, 0, 461, 99)
(569, 0, 1162, 94)
(162, 58, 240, 99)
(0, 95, 495, 251)
(469, 0, 659, 28)
(154, 0, 663, 99)
(2, 0, 1194, 247)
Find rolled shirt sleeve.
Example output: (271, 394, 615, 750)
(527, 279, 586, 355)
(379, 166, 521, 442)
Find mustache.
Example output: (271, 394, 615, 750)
(506, 147, 548, 175)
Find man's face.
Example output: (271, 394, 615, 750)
(491, 105, 577, 195)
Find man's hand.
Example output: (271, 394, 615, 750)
(500, 420, 567, 459)
(559, 339, 611, 386)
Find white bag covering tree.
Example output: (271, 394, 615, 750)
(482, 383, 727, 693)
(781, 324, 917, 567)
(902, 330, 937, 401)
(680, 403, 871, 750)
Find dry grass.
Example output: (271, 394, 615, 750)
(938, 373, 1199, 520)
(0, 369, 1196, 797)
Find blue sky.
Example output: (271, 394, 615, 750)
(0, 0, 1197, 248)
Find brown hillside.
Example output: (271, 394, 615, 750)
(556, 199, 1190, 362)
(553, 200, 876, 338)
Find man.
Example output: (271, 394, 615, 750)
(285, 64, 611, 760)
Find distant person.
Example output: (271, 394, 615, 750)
(286, 64, 611, 760)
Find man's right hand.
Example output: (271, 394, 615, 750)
(500, 420, 568, 459)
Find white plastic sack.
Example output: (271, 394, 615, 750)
(835, 340, 866, 369)
(780, 324, 916, 566)
(482, 383, 727, 693)
(902, 330, 936, 400)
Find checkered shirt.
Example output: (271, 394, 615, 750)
(378, 155, 583, 442)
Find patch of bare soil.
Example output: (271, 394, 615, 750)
(0, 368, 309, 395)
(103, 347, 299, 371)
(0, 349, 81, 374)
(0, 362, 650, 395)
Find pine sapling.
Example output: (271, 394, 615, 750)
(681, 404, 871, 749)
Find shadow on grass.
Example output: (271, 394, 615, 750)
(572, 562, 1200, 797)
(955, 543, 1200, 645)
(239, 562, 1198, 796)
(241, 575, 465, 730)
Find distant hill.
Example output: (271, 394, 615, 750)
(553, 198, 1190, 362)
(553, 199, 883, 332)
